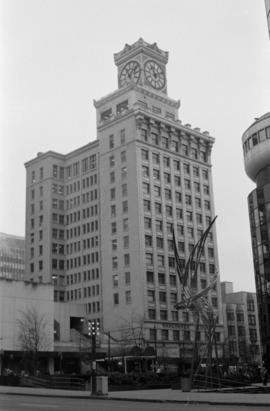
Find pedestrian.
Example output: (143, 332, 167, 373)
(261, 366, 268, 386)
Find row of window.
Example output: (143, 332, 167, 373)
(140, 129, 208, 163)
(243, 126, 270, 154)
(148, 328, 220, 342)
(66, 252, 99, 270)
(141, 149, 209, 177)
(112, 272, 131, 287)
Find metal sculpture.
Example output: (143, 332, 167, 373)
(173, 216, 220, 388)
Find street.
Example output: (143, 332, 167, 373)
(0, 395, 269, 411)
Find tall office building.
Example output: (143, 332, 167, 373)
(265, 0, 270, 38)
(242, 112, 270, 365)
(0, 232, 25, 280)
(25, 39, 223, 356)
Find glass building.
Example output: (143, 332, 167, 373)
(242, 112, 270, 366)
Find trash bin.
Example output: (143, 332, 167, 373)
(181, 376, 191, 392)
(96, 376, 108, 395)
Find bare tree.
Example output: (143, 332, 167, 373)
(17, 306, 51, 375)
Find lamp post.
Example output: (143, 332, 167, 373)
(88, 319, 99, 395)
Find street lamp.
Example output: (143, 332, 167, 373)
(88, 319, 100, 395)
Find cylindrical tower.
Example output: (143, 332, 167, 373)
(242, 112, 270, 366)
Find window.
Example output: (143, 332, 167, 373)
(153, 169, 160, 181)
(152, 153, 160, 164)
(120, 129, 126, 145)
(112, 256, 118, 269)
(161, 329, 169, 340)
(182, 144, 188, 156)
(142, 166, 149, 178)
(172, 329, 179, 340)
(151, 132, 159, 145)
(123, 235, 129, 249)
(112, 239, 117, 251)
(40, 167, 44, 180)
(196, 213, 202, 224)
(112, 274, 118, 287)
(164, 173, 171, 184)
(144, 217, 152, 229)
(147, 271, 154, 283)
(160, 310, 167, 321)
(122, 200, 128, 213)
(184, 179, 191, 190)
(53, 165, 58, 178)
(155, 203, 162, 214)
(146, 253, 153, 265)
(111, 205, 116, 217)
(158, 272, 166, 285)
(145, 235, 153, 247)
(163, 156, 170, 167)
(162, 136, 169, 149)
(123, 218, 129, 231)
(121, 166, 127, 179)
(168, 257, 175, 267)
(195, 198, 201, 208)
(154, 186, 161, 197)
(202, 169, 208, 180)
(110, 171, 115, 183)
(122, 183, 127, 196)
(125, 272, 131, 285)
(170, 293, 177, 304)
(159, 291, 167, 304)
(111, 222, 117, 234)
(109, 155, 115, 167)
(173, 160, 180, 171)
(124, 254, 130, 266)
(203, 185, 209, 195)
(144, 199, 151, 212)
(110, 188, 116, 200)
(166, 206, 172, 217)
(167, 222, 173, 234)
(147, 290, 155, 303)
(175, 192, 182, 203)
(125, 290, 131, 304)
(148, 309, 156, 320)
(141, 149, 149, 161)
(165, 189, 171, 200)
(183, 163, 190, 174)
(185, 195, 192, 206)
(186, 211, 193, 222)
(174, 176, 181, 187)
(170, 275, 177, 287)
(109, 134, 114, 149)
(157, 255, 164, 267)
(156, 220, 163, 232)
(193, 166, 199, 177)
(177, 224, 184, 236)
(113, 293, 119, 305)
(204, 200, 211, 210)
(156, 237, 163, 249)
(121, 151, 126, 163)
(143, 182, 150, 195)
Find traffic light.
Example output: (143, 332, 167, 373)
(88, 319, 100, 336)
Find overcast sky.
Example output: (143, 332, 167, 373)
(1, 0, 269, 292)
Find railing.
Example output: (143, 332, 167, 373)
(21, 375, 86, 391)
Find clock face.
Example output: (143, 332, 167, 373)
(144, 60, 166, 90)
(119, 60, 141, 87)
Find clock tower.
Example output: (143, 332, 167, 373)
(114, 38, 168, 94)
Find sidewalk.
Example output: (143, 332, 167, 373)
(0, 385, 270, 406)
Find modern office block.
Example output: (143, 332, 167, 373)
(242, 112, 270, 365)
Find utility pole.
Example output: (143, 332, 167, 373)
(88, 319, 99, 395)
(108, 331, 111, 372)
